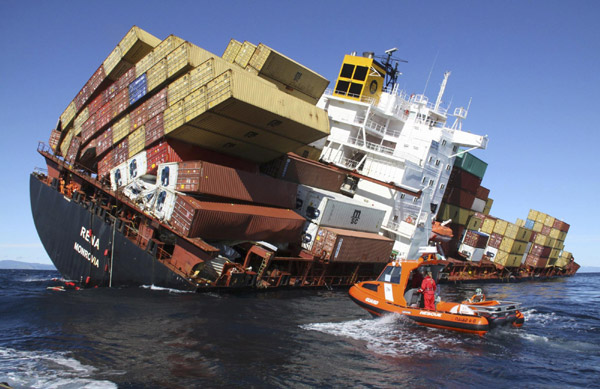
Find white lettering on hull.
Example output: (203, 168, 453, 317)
(73, 242, 100, 268)
(80, 226, 100, 250)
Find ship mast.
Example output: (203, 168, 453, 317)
(434, 71, 450, 112)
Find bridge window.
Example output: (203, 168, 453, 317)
(340, 63, 354, 78)
(353, 66, 368, 81)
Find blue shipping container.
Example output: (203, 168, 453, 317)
(129, 74, 147, 105)
(525, 218, 535, 229)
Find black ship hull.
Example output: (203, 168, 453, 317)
(29, 174, 196, 291)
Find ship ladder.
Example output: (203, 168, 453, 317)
(256, 256, 272, 288)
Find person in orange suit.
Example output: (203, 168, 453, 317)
(419, 270, 437, 310)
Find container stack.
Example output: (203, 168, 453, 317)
(436, 152, 491, 258)
(49, 26, 339, 250)
(523, 209, 570, 269)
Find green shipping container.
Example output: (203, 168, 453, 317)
(454, 152, 488, 179)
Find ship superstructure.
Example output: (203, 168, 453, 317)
(317, 51, 487, 259)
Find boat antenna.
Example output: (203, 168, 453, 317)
(422, 50, 439, 96)
(375, 47, 407, 90)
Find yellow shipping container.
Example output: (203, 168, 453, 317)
(234, 41, 256, 68)
(533, 221, 543, 233)
(535, 211, 546, 224)
(167, 42, 206, 79)
(168, 124, 281, 163)
(136, 52, 155, 77)
(508, 254, 522, 267)
(549, 228, 561, 239)
(516, 218, 525, 227)
(60, 101, 77, 130)
(203, 69, 330, 144)
(128, 125, 145, 157)
(147, 58, 167, 92)
(112, 115, 131, 144)
(504, 223, 519, 239)
(550, 248, 561, 259)
(558, 230, 567, 241)
(153, 35, 185, 63)
(103, 45, 123, 79)
(481, 217, 496, 234)
(167, 74, 190, 106)
(483, 198, 493, 215)
(544, 214, 555, 227)
(118, 26, 161, 65)
(528, 209, 539, 221)
(189, 58, 215, 92)
(184, 86, 207, 123)
(60, 130, 74, 157)
(499, 238, 528, 256)
(467, 214, 484, 231)
(534, 234, 552, 247)
(494, 249, 510, 266)
(248, 43, 330, 102)
(493, 219, 508, 235)
(74, 107, 89, 130)
(163, 100, 185, 135)
(555, 256, 569, 268)
(222, 39, 243, 63)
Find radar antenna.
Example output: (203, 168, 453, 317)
(375, 47, 408, 90)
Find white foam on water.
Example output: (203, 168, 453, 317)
(301, 314, 461, 357)
(0, 346, 117, 389)
(522, 308, 560, 325)
(139, 284, 194, 294)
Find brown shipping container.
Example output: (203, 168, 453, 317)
(525, 254, 548, 268)
(130, 101, 148, 131)
(176, 160, 297, 209)
(311, 227, 394, 263)
(81, 113, 97, 144)
(49, 129, 61, 151)
(443, 187, 476, 209)
(114, 138, 129, 165)
(488, 233, 503, 249)
(145, 113, 165, 147)
(97, 149, 114, 178)
(96, 127, 113, 156)
(530, 243, 552, 257)
(261, 153, 347, 193)
(170, 196, 305, 242)
(475, 186, 490, 201)
(463, 230, 488, 248)
(146, 87, 168, 119)
(448, 167, 482, 194)
(65, 137, 81, 164)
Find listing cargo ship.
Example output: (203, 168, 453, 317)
(30, 27, 579, 291)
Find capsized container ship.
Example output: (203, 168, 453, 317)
(31, 27, 579, 291)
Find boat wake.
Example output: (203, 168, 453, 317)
(300, 314, 463, 357)
(0, 346, 117, 389)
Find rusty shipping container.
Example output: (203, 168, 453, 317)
(170, 196, 305, 242)
(176, 160, 297, 209)
(463, 230, 488, 248)
(525, 254, 549, 268)
(310, 227, 394, 263)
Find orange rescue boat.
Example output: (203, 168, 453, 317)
(349, 248, 525, 336)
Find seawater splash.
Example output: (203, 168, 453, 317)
(300, 313, 463, 357)
(139, 284, 194, 294)
(0, 347, 117, 389)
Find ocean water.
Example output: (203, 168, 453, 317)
(0, 269, 598, 388)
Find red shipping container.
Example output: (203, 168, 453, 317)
(81, 113, 97, 143)
(525, 254, 548, 268)
(443, 187, 476, 209)
(117, 67, 136, 93)
(96, 127, 113, 156)
(49, 129, 61, 151)
(553, 219, 570, 233)
(74, 65, 106, 111)
(65, 136, 81, 164)
(311, 226, 393, 263)
(261, 152, 346, 194)
(114, 138, 129, 165)
(96, 102, 112, 132)
(130, 101, 148, 131)
(530, 243, 551, 258)
(88, 89, 108, 115)
(177, 160, 297, 209)
(463, 230, 488, 248)
(146, 88, 168, 119)
(111, 89, 129, 119)
(488, 233, 503, 249)
(97, 149, 115, 178)
(170, 196, 305, 242)
(145, 113, 164, 147)
(541, 225, 551, 236)
(475, 186, 490, 201)
(448, 167, 482, 195)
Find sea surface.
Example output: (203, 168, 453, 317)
(0, 269, 598, 388)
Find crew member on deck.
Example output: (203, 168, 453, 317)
(419, 271, 437, 310)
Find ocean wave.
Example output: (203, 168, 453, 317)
(0, 346, 117, 389)
(139, 284, 194, 294)
(300, 314, 463, 357)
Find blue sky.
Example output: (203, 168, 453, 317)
(1, 0, 598, 267)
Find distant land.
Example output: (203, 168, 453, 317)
(0, 260, 56, 270)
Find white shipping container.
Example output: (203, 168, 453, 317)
(303, 188, 385, 233)
(110, 163, 130, 191)
(300, 221, 320, 251)
(471, 198, 486, 213)
(156, 162, 179, 189)
(521, 242, 533, 265)
(459, 244, 484, 262)
(126, 151, 148, 182)
(295, 184, 316, 214)
(484, 246, 498, 261)
(153, 187, 177, 221)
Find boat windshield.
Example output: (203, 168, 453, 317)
(377, 266, 402, 284)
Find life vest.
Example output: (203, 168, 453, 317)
(420, 277, 436, 294)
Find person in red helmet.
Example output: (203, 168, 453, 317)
(419, 270, 437, 310)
